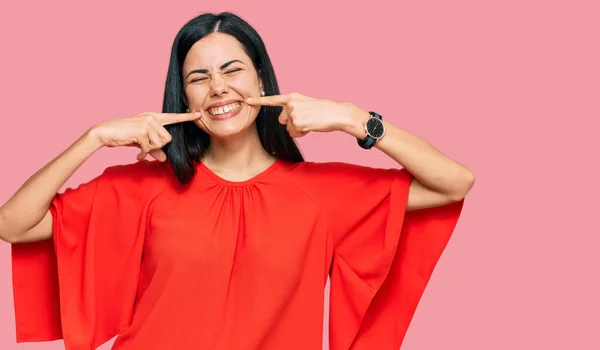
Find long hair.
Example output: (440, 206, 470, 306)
(161, 12, 304, 185)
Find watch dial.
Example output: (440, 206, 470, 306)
(366, 118, 385, 138)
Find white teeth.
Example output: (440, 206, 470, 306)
(208, 102, 241, 116)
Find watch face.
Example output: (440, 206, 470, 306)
(366, 117, 385, 138)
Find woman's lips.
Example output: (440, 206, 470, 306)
(205, 101, 243, 120)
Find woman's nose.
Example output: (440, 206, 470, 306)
(210, 74, 229, 96)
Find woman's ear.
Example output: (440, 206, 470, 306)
(182, 93, 189, 109)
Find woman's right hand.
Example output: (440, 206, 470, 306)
(89, 111, 202, 162)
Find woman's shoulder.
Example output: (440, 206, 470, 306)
(280, 159, 404, 181)
(276, 160, 408, 200)
(88, 159, 176, 195)
(100, 159, 168, 180)
(274, 159, 410, 210)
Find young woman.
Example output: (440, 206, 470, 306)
(1, 11, 474, 350)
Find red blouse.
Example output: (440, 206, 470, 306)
(11, 158, 463, 349)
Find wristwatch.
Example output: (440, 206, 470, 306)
(357, 111, 385, 149)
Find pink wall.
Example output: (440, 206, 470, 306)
(0, 0, 598, 349)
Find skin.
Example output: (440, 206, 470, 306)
(0, 32, 474, 244)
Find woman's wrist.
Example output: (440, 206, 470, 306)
(83, 125, 106, 152)
(339, 103, 370, 139)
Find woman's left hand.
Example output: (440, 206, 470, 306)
(245, 92, 367, 138)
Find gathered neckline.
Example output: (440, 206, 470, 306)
(196, 158, 283, 187)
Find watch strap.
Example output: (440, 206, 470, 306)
(357, 111, 382, 149)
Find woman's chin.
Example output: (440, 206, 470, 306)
(195, 118, 252, 139)
(193, 106, 258, 140)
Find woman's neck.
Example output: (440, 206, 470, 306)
(201, 125, 276, 182)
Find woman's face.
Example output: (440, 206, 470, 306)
(182, 32, 263, 139)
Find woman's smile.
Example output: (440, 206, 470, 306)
(204, 100, 244, 120)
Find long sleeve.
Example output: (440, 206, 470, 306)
(11, 160, 162, 350)
(323, 163, 464, 350)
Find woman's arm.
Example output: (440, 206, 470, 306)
(0, 111, 200, 244)
(0, 131, 103, 244)
(246, 93, 475, 211)
(341, 107, 475, 210)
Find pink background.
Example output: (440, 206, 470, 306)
(1, 0, 598, 349)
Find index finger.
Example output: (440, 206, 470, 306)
(152, 111, 202, 125)
(246, 94, 291, 106)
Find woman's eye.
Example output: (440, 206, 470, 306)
(189, 69, 240, 83)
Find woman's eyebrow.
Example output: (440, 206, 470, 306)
(186, 59, 244, 79)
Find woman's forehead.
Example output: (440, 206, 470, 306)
(184, 33, 249, 69)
